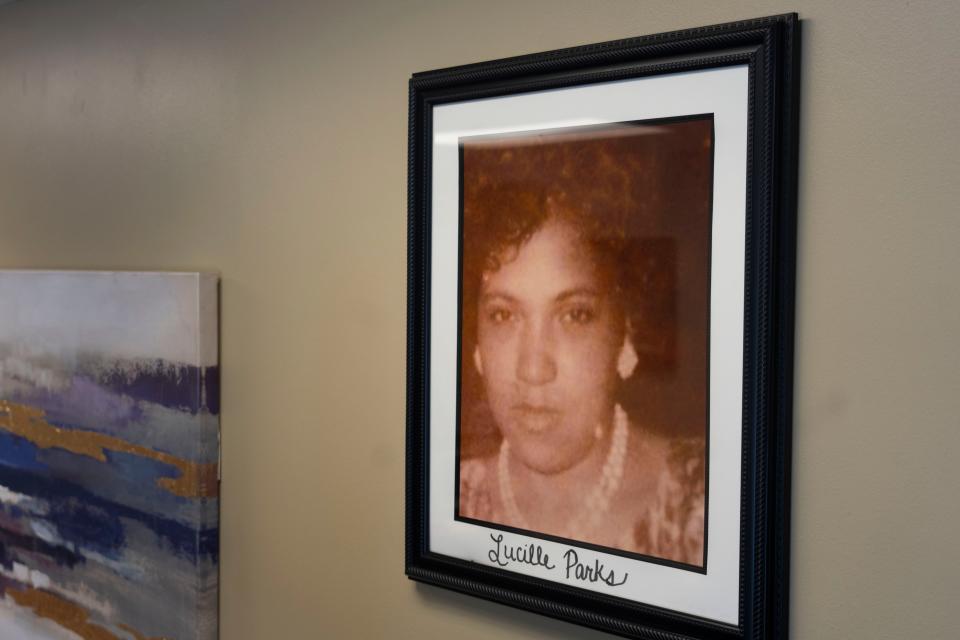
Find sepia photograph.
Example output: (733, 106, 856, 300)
(455, 117, 714, 569)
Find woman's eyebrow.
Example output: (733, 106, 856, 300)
(479, 291, 518, 304)
(554, 287, 601, 303)
(479, 287, 601, 305)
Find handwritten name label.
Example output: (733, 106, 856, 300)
(487, 533, 628, 587)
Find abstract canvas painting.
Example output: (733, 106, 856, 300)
(0, 271, 219, 640)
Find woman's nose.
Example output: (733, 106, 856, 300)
(516, 322, 557, 385)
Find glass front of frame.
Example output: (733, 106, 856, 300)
(428, 66, 747, 625)
(457, 116, 712, 570)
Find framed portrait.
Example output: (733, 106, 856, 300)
(406, 14, 799, 640)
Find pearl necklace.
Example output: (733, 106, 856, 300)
(497, 404, 629, 542)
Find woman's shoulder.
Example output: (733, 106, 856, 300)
(623, 426, 706, 566)
(458, 454, 497, 520)
(623, 426, 704, 488)
(663, 435, 707, 494)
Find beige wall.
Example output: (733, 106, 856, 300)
(1, 1, 958, 638)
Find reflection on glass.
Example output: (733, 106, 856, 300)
(457, 118, 712, 568)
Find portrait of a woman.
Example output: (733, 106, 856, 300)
(456, 119, 712, 568)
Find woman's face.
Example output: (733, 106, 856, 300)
(477, 218, 623, 475)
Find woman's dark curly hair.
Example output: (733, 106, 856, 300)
(461, 125, 663, 349)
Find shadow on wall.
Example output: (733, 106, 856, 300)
(415, 582, 611, 639)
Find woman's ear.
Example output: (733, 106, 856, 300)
(617, 322, 638, 380)
(473, 345, 484, 377)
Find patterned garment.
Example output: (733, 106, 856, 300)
(459, 432, 705, 566)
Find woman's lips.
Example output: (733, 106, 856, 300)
(512, 404, 561, 433)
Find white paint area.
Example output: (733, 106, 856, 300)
(0, 271, 218, 366)
(0, 484, 31, 506)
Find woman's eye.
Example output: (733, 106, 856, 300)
(561, 306, 595, 325)
(487, 308, 513, 324)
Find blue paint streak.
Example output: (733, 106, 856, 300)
(0, 524, 86, 569)
(0, 431, 49, 471)
(48, 499, 126, 556)
(0, 465, 218, 562)
(101, 449, 189, 505)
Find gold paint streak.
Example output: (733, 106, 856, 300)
(0, 400, 218, 498)
(6, 587, 168, 640)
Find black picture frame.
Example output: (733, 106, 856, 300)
(406, 13, 799, 640)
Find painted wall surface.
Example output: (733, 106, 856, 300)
(0, 1, 957, 638)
